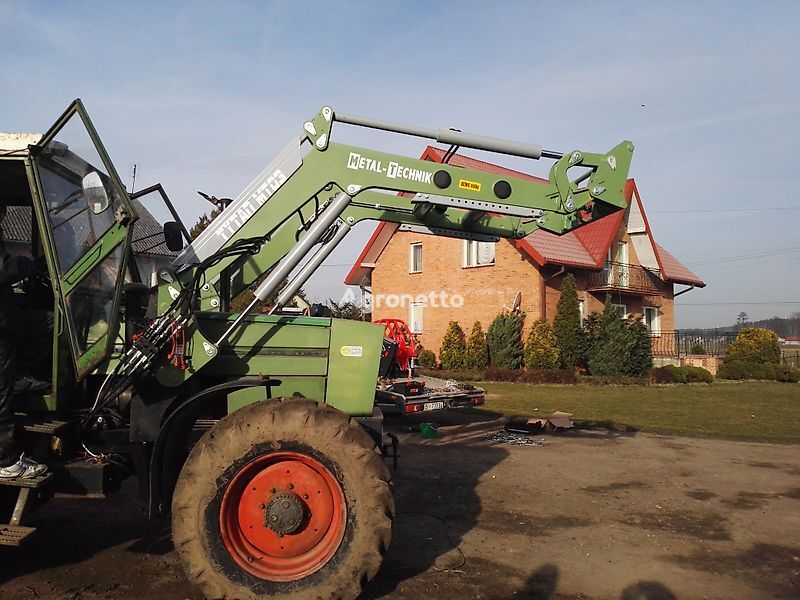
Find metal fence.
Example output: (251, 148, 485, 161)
(650, 331, 738, 358)
(783, 349, 800, 368)
(651, 331, 800, 365)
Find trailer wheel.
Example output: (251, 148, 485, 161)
(172, 397, 393, 600)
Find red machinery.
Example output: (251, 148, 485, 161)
(376, 318, 417, 375)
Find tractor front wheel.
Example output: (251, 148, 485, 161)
(172, 398, 394, 600)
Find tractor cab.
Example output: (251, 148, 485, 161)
(1, 100, 186, 405)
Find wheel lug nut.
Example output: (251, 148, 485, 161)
(258, 503, 265, 509)
(288, 483, 294, 489)
(303, 493, 309, 500)
(270, 488, 276, 493)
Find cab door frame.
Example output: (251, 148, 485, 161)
(28, 99, 138, 379)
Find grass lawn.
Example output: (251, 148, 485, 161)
(478, 381, 800, 443)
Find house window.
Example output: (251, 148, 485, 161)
(612, 303, 628, 318)
(409, 243, 423, 273)
(463, 240, 495, 267)
(604, 242, 629, 287)
(644, 306, 661, 335)
(409, 302, 424, 334)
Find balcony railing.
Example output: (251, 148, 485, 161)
(587, 261, 665, 295)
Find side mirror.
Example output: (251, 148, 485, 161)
(82, 172, 110, 214)
(163, 221, 184, 252)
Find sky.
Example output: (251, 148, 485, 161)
(1, 0, 798, 328)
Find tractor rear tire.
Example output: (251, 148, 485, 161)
(172, 397, 394, 600)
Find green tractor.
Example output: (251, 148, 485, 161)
(0, 100, 632, 599)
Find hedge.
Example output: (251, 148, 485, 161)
(718, 360, 800, 383)
(439, 321, 467, 370)
(725, 328, 781, 364)
(416, 348, 436, 369)
(648, 365, 713, 384)
(483, 366, 577, 384)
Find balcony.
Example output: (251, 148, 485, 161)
(587, 261, 666, 295)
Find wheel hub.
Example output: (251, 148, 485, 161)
(264, 492, 306, 535)
(219, 451, 347, 581)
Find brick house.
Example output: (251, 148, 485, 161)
(345, 148, 705, 357)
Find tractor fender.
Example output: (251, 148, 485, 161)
(147, 376, 279, 517)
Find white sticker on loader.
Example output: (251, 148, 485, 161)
(340, 345, 363, 358)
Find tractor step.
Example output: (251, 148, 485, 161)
(0, 472, 52, 546)
(16, 416, 70, 436)
(0, 524, 36, 546)
(0, 472, 53, 488)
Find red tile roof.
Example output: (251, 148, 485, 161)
(344, 147, 704, 288)
(654, 243, 705, 287)
(517, 208, 625, 269)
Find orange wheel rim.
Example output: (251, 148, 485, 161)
(219, 451, 346, 581)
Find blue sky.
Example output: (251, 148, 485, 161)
(1, 1, 798, 328)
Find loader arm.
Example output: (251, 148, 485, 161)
(87, 106, 632, 416)
(174, 107, 633, 316)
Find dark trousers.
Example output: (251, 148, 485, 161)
(0, 334, 16, 467)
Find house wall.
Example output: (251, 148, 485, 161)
(371, 231, 545, 354)
(370, 224, 678, 360)
(578, 221, 676, 331)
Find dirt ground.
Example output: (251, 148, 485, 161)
(1, 412, 799, 600)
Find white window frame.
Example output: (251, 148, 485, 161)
(611, 303, 628, 319)
(409, 242, 423, 273)
(409, 302, 424, 334)
(617, 241, 629, 287)
(604, 246, 614, 284)
(644, 306, 661, 335)
(462, 240, 496, 267)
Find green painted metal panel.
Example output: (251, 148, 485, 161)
(197, 314, 331, 350)
(198, 312, 332, 328)
(227, 376, 327, 413)
(193, 313, 332, 378)
(209, 352, 329, 377)
(325, 319, 384, 415)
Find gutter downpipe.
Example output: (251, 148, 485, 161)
(541, 266, 566, 320)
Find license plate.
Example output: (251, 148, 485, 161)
(423, 401, 445, 411)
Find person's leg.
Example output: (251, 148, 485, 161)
(16, 310, 53, 381)
(0, 330, 47, 478)
(0, 335, 18, 467)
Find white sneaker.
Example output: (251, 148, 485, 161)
(0, 453, 48, 479)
